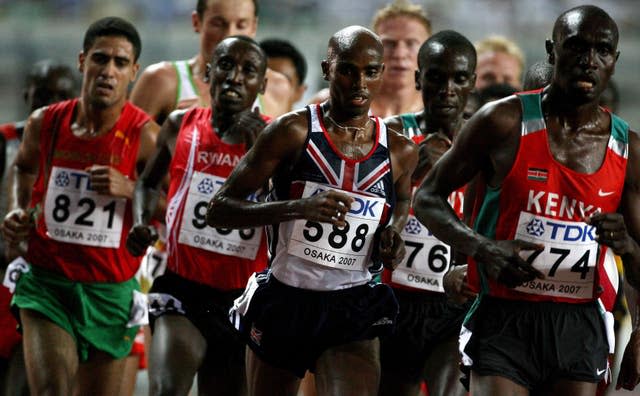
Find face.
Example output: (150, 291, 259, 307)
(25, 73, 75, 112)
(78, 35, 139, 109)
(209, 40, 265, 114)
(267, 56, 305, 110)
(416, 48, 476, 121)
(548, 13, 618, 104)
(376, 16, 429, 90)
(322, 37, 384, 117)
(193, 0, 258, 61)
(475, 51, 522, 89)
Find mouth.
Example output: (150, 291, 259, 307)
(573, 74, 597, 90)
(220, 88, 243, 101)
(95, 81, 114, 94)
(348, 93, 368, 106)
(386, 65, 410, 75)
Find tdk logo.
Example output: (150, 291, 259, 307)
(349, 197, 379, 217)
(527, 217, 595, 242)
(56, 171, 96, 190)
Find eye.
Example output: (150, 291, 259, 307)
(596, 44, 612, 56)
(217, 58, 233, 70)
(366, 68, 380, 78)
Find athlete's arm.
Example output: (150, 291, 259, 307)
(413, 99, 544, 288)
(617, 286, 640, 390)
(126, 111, 182, 256)
(378, 130, 418, 269)
(130, 62, 178, 123)
(1, 108, 45, 245)
(206, 110, 354, 229)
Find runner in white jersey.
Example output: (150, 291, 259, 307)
(206, 26, 418, 396)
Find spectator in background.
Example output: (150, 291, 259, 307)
(475, 35, 525, 90)
(260, 38, 308, 113)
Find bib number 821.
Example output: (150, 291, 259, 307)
(52, 194, 117, 228)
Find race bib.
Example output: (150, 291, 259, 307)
(515, 212, 597, 299)
(178, 172, 262, 260)
(392, 214, 451, 292)
(2, 256, 30, 293)
(44, 166, 126, 248)
(287, 181, 384, 271)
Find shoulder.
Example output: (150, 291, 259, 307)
(463, 94, 523, 143)
(138, 61, 179, 83)
(383, 115, 403, 135)
(386, 126, 418, 158)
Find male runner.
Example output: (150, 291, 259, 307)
(1, 17, 159, 395)
(126, 35, 269, 396)
(207, 26, 417, 396)
(260, 38, 307, 113)
(414, 5, 640, 395)
(379, 30, 476, 396)
(130, 0, 290, 122)
(474, 35, 525, 90)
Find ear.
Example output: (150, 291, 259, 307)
(321, 60, 329, 81)
(293, 84, 308, 104)
(469, 73, 477, 88)
(615, 50, 620, 62)
(259, 77, 267, 95)
(130, 62, 140, 83)
(414, 69, 421, 91)
(545, 39, 555, 64)
(78, 51, 86, 73)
(204, 63, 212, 83)
(192, 10, 201, 34)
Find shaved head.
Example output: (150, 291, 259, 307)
(327, 25, 383, 61)
(553, 5, 618, 46)
(418, 30, 476, 70)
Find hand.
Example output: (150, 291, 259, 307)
(126, 224, 158, 257)
(2, 209, 32, 246)
(475, 239, 545, 288)
(378, 226, 405, 270)
(412, 132, 452, 184)
(86, 165, 134, 198)
(231, 107, 267, 150)
(617, 328, 640, 390)
(299, 190, 354, 227)
(443, 264, 477, 304)
(586, 213, 634, 256)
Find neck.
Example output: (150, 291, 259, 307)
(544, 85, 601, 129)
(191, 53, 208, 83)
(76, 97, 124, 136)
(324, 103, 372, 140)
(371, 84, 422, 117)
(422, 111, 464, 140)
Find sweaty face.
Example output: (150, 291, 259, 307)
(195, 0, 257, 61)
(26, 73, 75, 112)
(79, 36, 138, 109)
(475, 51, 522, 89)
(418, 49, 475, 121)
(551, 13, 618, 104)
(325, 41, 384, 117)
(209, 40, 265, 113)
(377, 16, 429, 90)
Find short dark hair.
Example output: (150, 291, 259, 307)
(418, 30, 476, 70)
(83, 17, 141, 61)
(26, 59, 76, 88)
(259, 38, 307, 84)
(197, 0, 259, 19)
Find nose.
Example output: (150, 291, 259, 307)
(580, 47, 598, 69)
(440, 78, 456, 97)
(101, 59, 117, 78)
(227, 65, 243, 84)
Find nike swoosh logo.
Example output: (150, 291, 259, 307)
(597, 368, 606, 376)
(598, 189, 615, 197)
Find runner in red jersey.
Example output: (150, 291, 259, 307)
(126, 35, 269, 396)
(414, 5, 640, 395)
(1, 17, 159, 395)
(379, 30, 477, 396)
(0, 59, 76, 396)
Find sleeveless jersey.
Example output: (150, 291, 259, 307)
(165, 107, 268, 290)
(268, 104, 395, 291)
(173, 60, 206, 110)
(0, 122, 22, 225)
(382, 113, 465, 293)
(468, 90, 626, 306)
(27, 99, 149, 282)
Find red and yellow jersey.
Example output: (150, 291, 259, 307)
(27, 99, 149, 282)
(164, 107, 268, 290)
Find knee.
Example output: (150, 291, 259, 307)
(149, 375, 192, 396)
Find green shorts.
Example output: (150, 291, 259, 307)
(12, 265, 140, 361)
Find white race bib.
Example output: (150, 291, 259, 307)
(515, 212, 597, 299)
(44, 166, 126, 248)
(287, 181, 384, 271)
(178, 172, 262, 260)
(392, 214, 451, 292)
